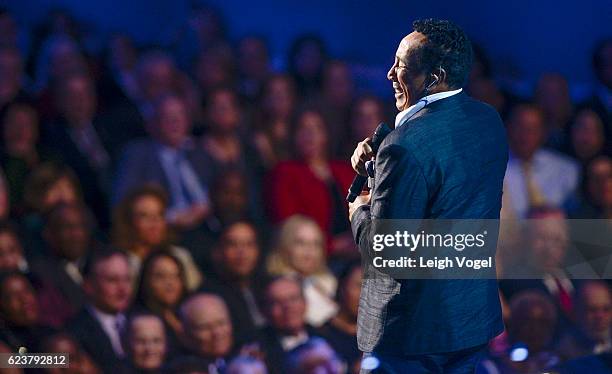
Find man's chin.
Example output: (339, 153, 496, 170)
(395, 94, 407, 111)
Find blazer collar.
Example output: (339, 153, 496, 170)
(396, 90, 468, 128)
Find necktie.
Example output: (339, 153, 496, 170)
(554, 277, 573, 317)
(521, 161, 547, 209)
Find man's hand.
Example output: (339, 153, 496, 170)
(351, 138, 373, 176)
(349, 192, 371, 222)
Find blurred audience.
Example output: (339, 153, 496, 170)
(479, 291, 560, 373)
(286, 337, 344, 374)
(203, 221, 266, 341)
(317, 260, 361, 371)
(267, 216, 338, 326)
(112, 184, 202, 290)
(252, 74, 296, 169)
(557, 280, 612, 360)
(503, 103, 580, 217)
(174, 293, 236, 372)
(31, 203, 96, 326)
(41, 332, 101, 374)
(68, 249, 133, 373)
(258, 275, 320, 373)
(0, 6, 608, 373)
(0, 271, 51, 352)
(123, 313, 168, 373)
(113, 94, 213, 230)
(267, 108, 354, 254)
(134, 251, 187, 355)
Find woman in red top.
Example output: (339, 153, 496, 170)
(267, 106, 355, 255)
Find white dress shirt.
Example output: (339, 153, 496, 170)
(395, 88, 463, 128)
(503, 150, 580, 218)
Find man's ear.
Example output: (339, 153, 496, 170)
(437, 66, 447, 85)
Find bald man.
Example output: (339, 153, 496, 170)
(178, 293, 235, 362)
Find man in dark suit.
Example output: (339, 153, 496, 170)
(30, 203, 96, 327)
(46, 72, 114, 227)
(349, 19, 508, 373)
(68, 249, 133, 373)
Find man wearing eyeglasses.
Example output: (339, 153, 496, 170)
(349, 19, 508, 373)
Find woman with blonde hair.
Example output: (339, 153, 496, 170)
(112, 184, 202, 291)
(267, 215, 337, 327)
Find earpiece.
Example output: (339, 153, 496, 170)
(423, 66, 444, 95)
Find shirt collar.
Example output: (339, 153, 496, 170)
(395, 88, 463, 128)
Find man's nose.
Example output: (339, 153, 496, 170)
(387, 66, 394, 81)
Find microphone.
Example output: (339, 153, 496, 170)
(346, 122, 392, 202)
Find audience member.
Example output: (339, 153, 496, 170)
(317, 260, 361, 371)
(535, 73, 574, 149)
(123, 313, 168, 373)
(112, 184, 202, 290)
(68, 249, 133, 373)
(267, 108, 354, 254)
(237, 35, 271, 101)
(267, 216, 338, 326)
(479, 291, 559, 373)
(0, 222, 28, 273)
(47, 72, 113, 225)
(575, 156, 612, 218)
(317, 60, 355, 155)
(252, 74, 296, 169)
(500, 207, 576, 326)
(204, 221, 266, 341)
(1, 101, 55, 214)
(41, 332, 101, 374)
(557, 281, 612, 360)
(0, 46, 27, 113)
(503, 103, 580, 217)
(584, 38, 612, 133)
(31, 203, 96, 326)
(113, 94, 213, 230)
(288, 35, 327, 98)
(565, 107, 609, 165)
(134, 251, 187, 355)
(174, 293, 236, 372)
(286, 337, 344, 374)
(0, 271, 52, 352)
(257, 275, 320, 373)
(345, 95, 386, 158)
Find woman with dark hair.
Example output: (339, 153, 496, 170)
(266, 107, 354, 255)
(252, 73, 297, 169)
(134, 251, 187, 358)
(564, 107, 610, 166)
(112, 184, 202, 291)
(0, 101, 58, 215)
(20, 161, 83, 257)
(288, 35, 327, 98)
(0, 271, 53, 352)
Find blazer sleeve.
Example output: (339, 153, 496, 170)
(351, 141, 430, 260)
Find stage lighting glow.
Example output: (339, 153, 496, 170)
(361, 356, 380, 370)
(510, 346, 529, 362)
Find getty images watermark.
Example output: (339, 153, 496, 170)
(359, 219, 612, 280)
(371, 229, 491, 270)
